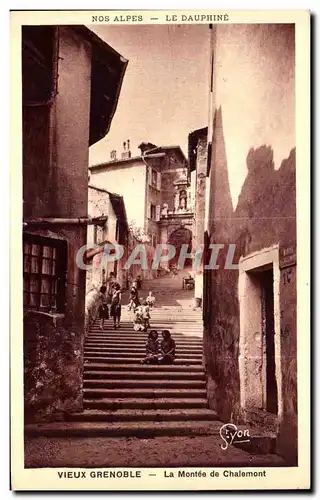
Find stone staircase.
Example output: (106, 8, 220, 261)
(25, 273, 223, 438)
(69, 294, 219, 436)
(24, 273, 282, 461)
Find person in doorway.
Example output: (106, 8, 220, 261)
(141, 330, 159, 364)
(110, 283, 121, 329)
(159, 330, 176, 364)
(98, 285, 109, 330)
(146, 291, 155, 308)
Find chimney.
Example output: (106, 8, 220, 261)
(121, 139, 131, 160)
(138, 142, 158, 155)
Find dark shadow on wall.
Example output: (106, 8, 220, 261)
(204, 105, 296, 462)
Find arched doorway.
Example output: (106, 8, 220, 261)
(168, 227, 193, 270)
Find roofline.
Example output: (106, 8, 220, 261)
(88, 184, 121, 197)
(89, 155, 144, 170)
(73, 26, 128, 65)
(146, 145, 187, 163)
(88, 184, 129, 230)
(90, 145, 187, 170)
(74, 26, 129, 146)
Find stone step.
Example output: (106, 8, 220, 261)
(83, 379, 206, 389)
(84, 352, 203, 360)
(87, 334, 202, 341)
(88, 331, 203, 337)
(83, 388, 207, 398)
(85, 339, 203, 346)
(84, 347, 202, 355)
(24, 420, 222, 438)
(84, 356, 203, 365)
(84, 363, 204, 372)
(84, 370, 206, 380)
(65, 408, 218, 422)
(83, 397, 208, 410)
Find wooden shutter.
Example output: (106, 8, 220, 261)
(156, 171, 161, 191)
(148, 165, 152, 186)
(156, 205, 161, 221)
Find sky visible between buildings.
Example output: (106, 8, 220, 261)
(88, 24, 211, 164)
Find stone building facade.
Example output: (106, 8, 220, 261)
(22, 25, 127, 422)
(89, 143, 194, 277)
(85, 185, 129, 332)
(189, 127, 208, 305)
(201, 24, 297, 464)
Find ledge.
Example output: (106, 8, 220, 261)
(24, 309, 65, 326)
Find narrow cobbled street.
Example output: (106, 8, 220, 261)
(25, 271, 286, 468)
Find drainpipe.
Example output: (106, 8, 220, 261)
(23, 216, 108, 227)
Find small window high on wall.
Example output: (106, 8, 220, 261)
(23, 234, 67, 313)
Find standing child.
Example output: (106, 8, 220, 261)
(133, 305, 144, 332)
(98, 285, 109, 330)
(128, 285, 139, 311)
(110, 283, 121, 329)
(142, 300, 151, 331)
(141, 330, 159, 364)
(160, 330, 176, 364)
(146, 291, 155, 308)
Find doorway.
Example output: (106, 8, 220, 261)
(238, 246, 281, 417)
(259, 269, 278, 414)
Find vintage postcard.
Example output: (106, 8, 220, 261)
(10, 9, 310, 491)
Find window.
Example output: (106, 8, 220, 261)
(151, 169, 157, 188)
(149, 204, 156, 221)
(148, 166, 158, 189)
(155, 205, 161, 222)
(23, 234, 67, 312)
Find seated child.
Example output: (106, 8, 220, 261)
(146, 291, 155, 308)
(141, 330, 159, 364)
(159, 330, 176, 364)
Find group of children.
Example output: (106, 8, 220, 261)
(128, 286, 155, 333)
(142, 329, 176, 364)
(98, 280, 175, 364)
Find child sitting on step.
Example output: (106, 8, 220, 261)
(159, 330, 176, 364)
(141, 330, 159, 364)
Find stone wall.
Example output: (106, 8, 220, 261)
(24, 310, 83, 423)
(192, 130, 208, 304)
(203, 24, 297, 465)
(23, 26, 92, 422)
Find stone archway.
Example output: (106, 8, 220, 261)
(168, 227, 193, 269)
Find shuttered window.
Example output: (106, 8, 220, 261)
(23, 234, 67, 312)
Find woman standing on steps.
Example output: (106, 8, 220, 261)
(110, 283, 122, 329)
(98, 285, 109, 330)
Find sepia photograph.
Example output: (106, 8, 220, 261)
(10, 9, 310, 491)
